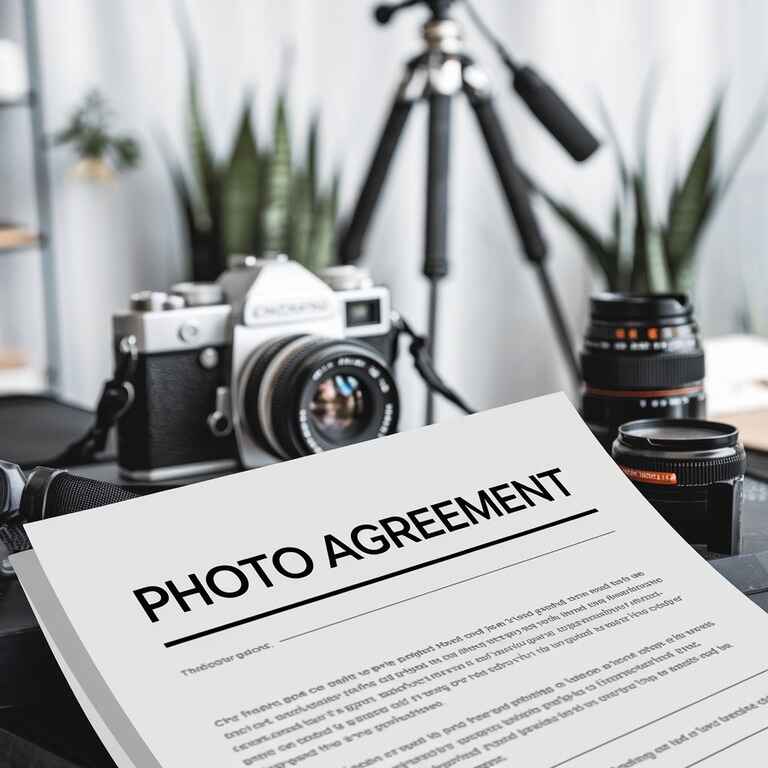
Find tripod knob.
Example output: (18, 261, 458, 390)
(374, 4, 396, 23)
(374, 0, 423, 25)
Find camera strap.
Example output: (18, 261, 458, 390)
(47, 336, 138, 467)
(393, 314, 475, 415)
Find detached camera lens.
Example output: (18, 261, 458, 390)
(612, 419, 745, 557)
(581, 293, 706, 448)
(242, 336, 399, 460)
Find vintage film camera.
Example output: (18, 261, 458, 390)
(112, 256, 400, 481)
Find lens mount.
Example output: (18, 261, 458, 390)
(242, 335, 399, 460)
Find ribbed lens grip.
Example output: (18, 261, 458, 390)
(581, 351, 705, 389)
(614, 449, 746, 486)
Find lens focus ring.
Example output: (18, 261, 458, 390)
(581, 350, 705, 389)
(243, 335, 399, 460)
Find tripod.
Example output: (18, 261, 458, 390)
(339, 0, 592, 424)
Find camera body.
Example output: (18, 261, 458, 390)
(113, 257, 399, 482)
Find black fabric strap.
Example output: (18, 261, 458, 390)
(48, 337, 138, 467)
(394, 315, 475, 415)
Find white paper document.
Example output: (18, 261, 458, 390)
(12, 393, 768, 767)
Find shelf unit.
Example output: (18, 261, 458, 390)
(1, 0, 60, 390)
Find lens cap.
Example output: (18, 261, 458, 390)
(613, 419, 746, 487)
(618, 419, 739, 452)
(591, 293, 691, 322)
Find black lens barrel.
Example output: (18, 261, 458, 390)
(612, 419, 745, 557)
(614, 419, 746, 486)
(582, 352, 705, 390)
(581, 292, 706, 448)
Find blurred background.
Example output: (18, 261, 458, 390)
(1, 0, 767, 429)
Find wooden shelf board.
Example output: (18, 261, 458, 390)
(0, 226, 41, 254)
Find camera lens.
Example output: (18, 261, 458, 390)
(613, 419, 745, 557)
(581, 293, 706, 448)
(310, 373, 373, 442)
(241, 335, 399, 460)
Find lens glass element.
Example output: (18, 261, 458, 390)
(241, 335, 399, 460)
(310, 374, 372, 441)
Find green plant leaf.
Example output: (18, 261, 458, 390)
(330, 170, 340, 224)
(309, 193, 337, 273)
(306, 115, 319, 207)
(261, 92, 293, 254)
(597, 93, 630, 192)
(714, 89, 768, 203)
(630, 174, 649, 292)
(631, 173, 669, 292)
(531, 177, 619, 289)
(157, 132, 213, 280)
(223, 99, 261, 256)
(663, 95, 722, 286)
(286, 170, 313, 266)
(175, 0, 215, 230)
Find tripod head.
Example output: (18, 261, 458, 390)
(374, 0, 455, 25)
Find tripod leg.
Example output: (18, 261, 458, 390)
(338, 61, 423, 265)
(464, 77, 581, 386)
(424, 92, 452, 424)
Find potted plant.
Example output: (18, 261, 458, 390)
(54, 90, 140, 180)
(530, 85, 768, 293)
(162, 13, 340, 282)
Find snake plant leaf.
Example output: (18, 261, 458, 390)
(158, 132, 213, 280)
(631, 173, 669, 292)
(532, 179, 618, 288)
(223, 99, 261, 256)
(309, 193, 337, 273)
(261, 92, 293, 254)
(597, 94, 630, 192)
(175, 0, 216, 233)
(330, 170, 340, 224)
(714, 90, 768, 203)
(663, 95, 722, 288)
(286, 170, 314, 267)
(610, 199, 633, 293)
(307, 115, 319, 207)
(630, 174, 649, 292)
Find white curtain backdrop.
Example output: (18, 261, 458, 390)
(1, 0, 766, 428)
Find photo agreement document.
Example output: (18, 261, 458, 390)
(12, 393, 768, 767)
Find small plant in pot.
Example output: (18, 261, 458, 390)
(54, 90, 140, 181)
